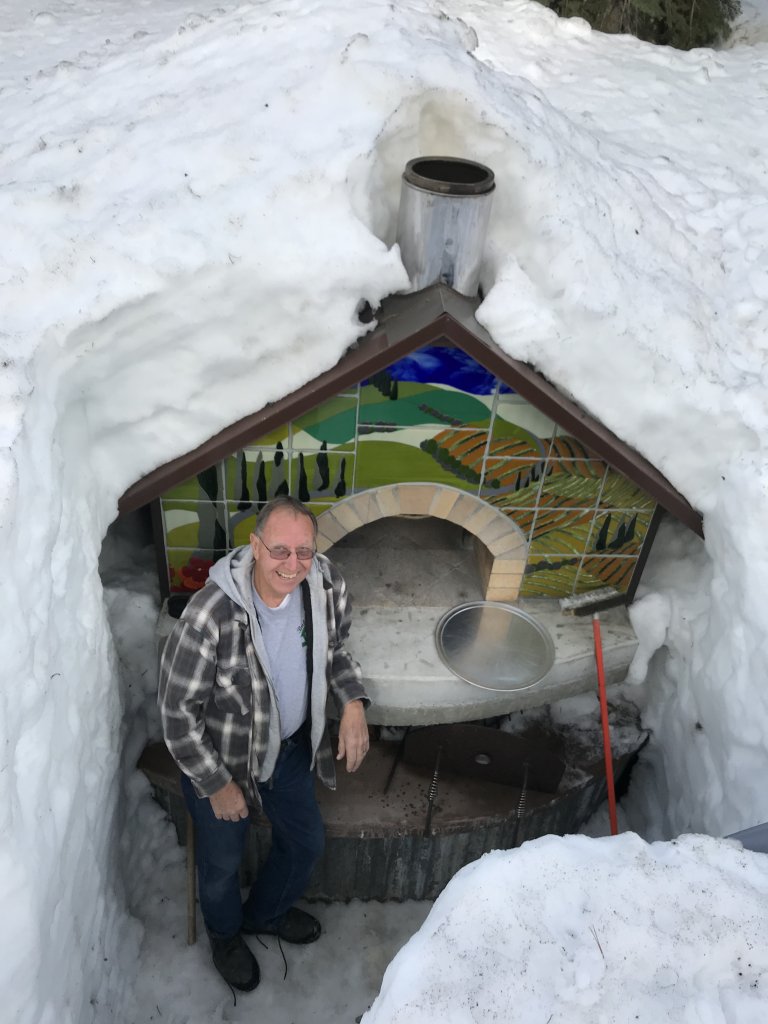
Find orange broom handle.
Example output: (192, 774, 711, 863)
(593, 613, 618, 836)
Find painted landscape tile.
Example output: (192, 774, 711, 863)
(291, 394, 358, 451)
(576, 556, 636, 594)
(520, 557, 581, 598)
(355, 436, 478, 493)
(492, 393, 555, 453)
(162, 499, 227, 552)
(224, 448, 353, 508)
(381, 344, 501, 398)
(226, 450, 263, 504)
(419, 427, 489, 489)
(239, 424, 291, 449)
(288, 450, 354, 502)
(227, 505, 258, 548)
(163, 464, 226, 502)
(358, 383, 491, 431)
(224, 446, 292, 504)
(481, 457, 546, 506)
(549, 430, 602, 461)
(588, 511, 652, 557)
(495, 506, 537, 544)
(539, 460, 607, 506)
(528, 506, 596, 556)
(159, 343, 659, 601)
(520, 554, 637, 597)
(599, 468, 656, 510)
(167, 547, 216, 593)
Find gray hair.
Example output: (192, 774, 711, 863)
(254, 496, 318, 538)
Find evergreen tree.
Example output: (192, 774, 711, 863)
(627, 514, 637, 544)
(316, 442, 330, 491)
(334, 458, 347, 498)
(542, 0, 739, 49)
(237, 451, 250, 512)
(271, 442, 287, 498)
(298, 453, 311, 503)
(197, 466, 219, 502)
(611, 521, 627, 550)
(370, 370, 393, 397)
(256, 459, 267, 508)
(595, 514, 611, 552)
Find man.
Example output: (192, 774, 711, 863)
(159, 495, 369, 992)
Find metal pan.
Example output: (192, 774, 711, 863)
(434, 601, 555, 692)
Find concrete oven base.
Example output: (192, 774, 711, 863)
(146, 704, 647, 903)
(149, 724, 645, 903)
(249, 723, 644, 901)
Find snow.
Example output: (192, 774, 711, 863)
(364, 832, 768, 1024)
(2, 0, 768, 1021)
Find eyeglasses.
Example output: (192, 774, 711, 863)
(256, 535, 315, 561)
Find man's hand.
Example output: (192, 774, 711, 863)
(336, 699, 369, 773)
(209, 780, 249, 821)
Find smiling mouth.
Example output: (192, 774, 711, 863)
(276, 569, 299, 580)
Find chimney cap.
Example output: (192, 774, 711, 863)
(403, 156, 495, 197)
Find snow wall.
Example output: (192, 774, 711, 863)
(2, 1, 768, 1020)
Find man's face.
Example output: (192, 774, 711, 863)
(250, 509, 315, 607)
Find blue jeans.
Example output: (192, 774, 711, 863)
(180, 729, 325, 939)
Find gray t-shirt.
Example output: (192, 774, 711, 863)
(251, 585, 309, 739)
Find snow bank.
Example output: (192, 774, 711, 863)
(363, 832, 768, 1024)
(2, 0, 768, 1020)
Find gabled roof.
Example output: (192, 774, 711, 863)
(118, 284, 703, 538)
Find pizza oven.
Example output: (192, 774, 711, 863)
(135, 156, 696, 901)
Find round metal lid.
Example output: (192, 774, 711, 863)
(434, 601, 556, 692)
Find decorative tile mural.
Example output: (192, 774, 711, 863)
(159, 344, 657, 598)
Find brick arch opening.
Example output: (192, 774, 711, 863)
(316, 483, 527, 602)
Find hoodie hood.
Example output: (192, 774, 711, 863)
(207, 544, 254, 610)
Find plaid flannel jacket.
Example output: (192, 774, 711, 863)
(158, 552, 367, 801)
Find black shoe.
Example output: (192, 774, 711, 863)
(209, 932, 260, 991)
(243, 906, 321, 944)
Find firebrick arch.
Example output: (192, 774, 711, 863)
(316, 483, 527, 602)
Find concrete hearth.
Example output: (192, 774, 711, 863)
(344, 602, 636, 726)
(327, 517, 638, 726)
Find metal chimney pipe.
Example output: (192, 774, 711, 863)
(396, 156, 495, 297)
